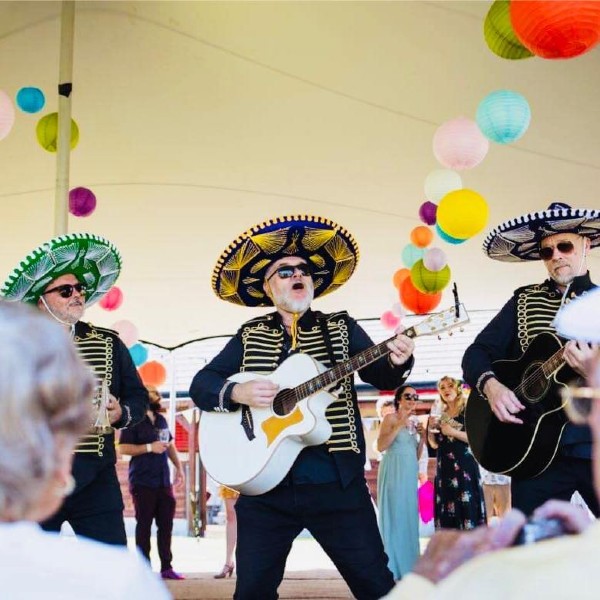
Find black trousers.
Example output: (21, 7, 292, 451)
(512, 456, 600, 517)
(42, 463, 127, 546)
(233, 477, 394, 600)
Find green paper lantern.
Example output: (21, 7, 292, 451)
(410, 259, 451, 294)
(36, 112, 79, 152)
(484, 0, 534, 60)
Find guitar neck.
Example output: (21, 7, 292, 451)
(294, 325, 417, 400)
(542, 346, 566, 377)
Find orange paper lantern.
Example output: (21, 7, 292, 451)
(138, 360, 167, 387)
(399, 277, 442, 315)
(392, 268, 410, 290)
(511, 1, 600, 59)
(410, 226, 434, 249)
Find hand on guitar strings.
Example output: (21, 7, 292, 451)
(563, 341, 600, 379)
(483, 378, 525, 425)
(386, 331, 416, 366)
(231, 379, 280, 408)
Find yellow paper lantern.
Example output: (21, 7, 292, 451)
(437, 189, 489, 239)
(36, 112, 80, 152)
(410, 259, 451, 293)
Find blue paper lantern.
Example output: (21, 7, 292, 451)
(16, 87, 45, 113)
(129, 343, 149, 367)
(436, 223, 467, 245)
(476, 90, 531, 145)
(401, 243, 425, 268)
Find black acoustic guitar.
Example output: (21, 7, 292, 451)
(465, 332, 577, 479)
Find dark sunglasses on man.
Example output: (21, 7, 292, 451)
(539, 241, 576, 261)
(42, 283, 87, 299)
(267, 263, 312, 282)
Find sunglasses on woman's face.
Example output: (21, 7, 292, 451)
(42, 283, 87, 299)
(539, 241, 575, 261)
(402, 393, 419, 401)
(266, 263, 311, 281)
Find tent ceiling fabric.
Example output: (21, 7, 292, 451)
(0, 1, 598, 345)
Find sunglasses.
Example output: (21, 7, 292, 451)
(539, 241, 575, 261)
(42, 283, 87, 299)
(267, 263, 311, 282)
(402, 393, 419, 401)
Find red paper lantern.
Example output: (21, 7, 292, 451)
(99, 286, 123, 311)
(511, 1, 600, 59)
(392, 268, 410, 290)
(138, 360, 167, 387)
(410, 226, 434, 249)
(399, 278, 442, 315)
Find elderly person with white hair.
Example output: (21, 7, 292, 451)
(0, 302, 169, 599)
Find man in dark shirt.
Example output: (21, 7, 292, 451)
(190, 216, 416, 600)
(1, 233, 148, 545)
(462, 202, 599, 515)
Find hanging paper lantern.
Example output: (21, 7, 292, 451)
(111, 319, 139, 348)
(476, 90, 531, 145)
(424, 169, 463, 203)
(99, 286, 123, 311)
(0, 91, 16, 141)
(129, 343, 149, 367)
(392, 268, 410, 290)
(380, 310, 401, 330)
(138, 360, 167, 387)
(69, 186, 97, 217)
(16, 87, 45, 113)
(410, 259, 451, 294)
(391, 302, 405, 318)
(433, 117, 489, 171)
(36, 112, 79, 152)
(436, 224, 467, 245)
(399, 278, 442, 315)
(423, 247, 448, 272)
(511, 0, 600, 59)
(410, 226, 434, 249)
(437, 189, 489, 239)
(484, 0, 534, 60)
(401, 244, 425, 268)
(418, 201, 438, 226)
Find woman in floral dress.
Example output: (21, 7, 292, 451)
(427, 376, 486, 530)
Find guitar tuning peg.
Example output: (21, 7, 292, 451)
(448, 332, 453, 336)
(437, 334, 442, 341)
(459, 327, 464, 333)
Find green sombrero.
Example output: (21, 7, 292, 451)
(1, 233, 122, 306)
(212, 215, 360, 307)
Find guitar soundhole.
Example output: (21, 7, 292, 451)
(521, 362, 550, 403)
(273, 389, 294, 416)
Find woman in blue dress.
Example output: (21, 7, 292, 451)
(377, 385, 424, 580)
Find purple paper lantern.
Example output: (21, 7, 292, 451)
(419, 201, 437, 226)
(69, 187, 96, 217)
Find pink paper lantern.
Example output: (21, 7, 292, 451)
(69, 187, 97, 217)
(0, 90, 16, 140)
(423, 247, 448, 272)
(433, 117, 490, 171)
(99, 286, 123, 311)
(381, 310, 401, 330)
(111, 319, 139, 348)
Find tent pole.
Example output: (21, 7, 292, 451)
(54, 0, 75, 236)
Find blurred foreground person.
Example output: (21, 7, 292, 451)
(0, 302, 169, 599)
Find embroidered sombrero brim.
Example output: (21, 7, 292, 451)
(483, 202, 600, 262)
(554, 287, 600, 343)
(212, 215, 359, 307)
(1, 233, 122, 306)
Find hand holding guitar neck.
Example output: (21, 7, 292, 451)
(483, 377, 525, 425)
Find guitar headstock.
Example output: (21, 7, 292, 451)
(406, 303, 470, 339)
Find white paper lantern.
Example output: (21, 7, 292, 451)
(424, 169, 463, 202)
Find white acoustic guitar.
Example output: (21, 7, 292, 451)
(200, 303, 469, 495)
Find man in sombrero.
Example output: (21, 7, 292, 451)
(463, 202, 600, 516)
(1, 233, 148, 545)
(190, 215, 416, 599)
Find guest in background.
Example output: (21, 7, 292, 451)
(377, 385, 424, 579)
(479, 467, 511, 523)
(428, 376, 486, 530)
(118, 385, 185, 580)
(0, 302, 169, 599)
(214, 485, 239, 579)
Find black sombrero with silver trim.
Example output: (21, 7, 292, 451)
(1, 233, 122, 306)
(212, 215, 359, 307)
(483, 202, 600, 262)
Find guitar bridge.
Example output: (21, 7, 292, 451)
(241, 405, 256, 441)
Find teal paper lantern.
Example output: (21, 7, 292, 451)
(436, 223, 466, 245)
(476, 90, 531, 144)
(401, 243, 425, 268)
(129, 343, 149, 367)
(16, 87, 45, 113)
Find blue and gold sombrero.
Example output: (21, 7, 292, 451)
(483, 202, 600, 262)
(1, 233, 121, 306)
(212, 215, 359, 307)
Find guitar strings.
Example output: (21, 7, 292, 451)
(512, 347, 565, 403)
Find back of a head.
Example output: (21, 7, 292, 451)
(0, 301, 94, 520)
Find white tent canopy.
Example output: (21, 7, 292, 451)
(1, 0, 599, 346)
